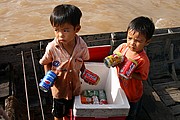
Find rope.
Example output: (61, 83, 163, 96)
(21, 51, 31, 120)
(30, 49, 45, 120)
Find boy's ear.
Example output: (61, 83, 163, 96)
(145, 39, 151, 46)
(75, 25, 81, 33)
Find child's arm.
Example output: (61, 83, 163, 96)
(131, 72, 143, 81)
(80, 62, 85, 73)
(44, 63, 52, 74)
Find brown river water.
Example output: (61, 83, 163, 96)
(0, 0, 180, 46)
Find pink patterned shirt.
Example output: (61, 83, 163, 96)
(39, 35, 89, 100)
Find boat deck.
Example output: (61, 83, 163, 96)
(2, 82, 180, 120)
(1, 64, 180, 120)
(0, 27, 180, 120)
(137, 80, 180, 120)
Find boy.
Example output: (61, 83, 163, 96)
(39, 4, 89, 120)
(113, 16, 155, 120)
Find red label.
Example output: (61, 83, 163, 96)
(82, 69, 99, 84)
(120, 60, 137, 79)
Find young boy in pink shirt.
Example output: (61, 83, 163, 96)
(114, 16, 155, 120)
(39, 4, 89, 120)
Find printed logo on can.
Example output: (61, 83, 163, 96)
(119, 59, 137, 79)
(44, 79, 51, 85)
(126, 62, 136, 76)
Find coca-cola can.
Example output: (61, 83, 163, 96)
(119, 59, 137, 80)
(81, 69, 100, 85)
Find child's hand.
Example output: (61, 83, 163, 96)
(119, 75, 129, 80)
(83, 80, 95, 85)
(119, 71, 133, 80)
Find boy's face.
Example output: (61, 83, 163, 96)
(53, 23, 81, 45)
(127, 29, 150, 53)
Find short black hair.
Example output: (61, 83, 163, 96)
(127, 16, 155, 40)
(50, 4, 82, 28)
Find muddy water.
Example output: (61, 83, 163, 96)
(0, 0, 180, 46)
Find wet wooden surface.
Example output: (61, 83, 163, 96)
(136, 80, 180, 120)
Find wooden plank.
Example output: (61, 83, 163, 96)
(0, 63, 13, 98)
(0, 82, 9, 98)
(170, 104, 180, 115)
(152, 80, 180, 117)
(157, 89, 180, 98)
(176, 115, 180, 120)
(160, 95, 176, 106)
(153, 81, 180, 106)
(142, 81, 176, 120)
(151, 78, 173, 85)
(166, 91, 180, 100)
(153, 81, 180, 90)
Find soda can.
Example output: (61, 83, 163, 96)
(93, 90, 99, 96)
(82, 90, 89, 97)
(100, 99, 108, 104)
(98, 90, 108, 104)
(92, 96, 99, 104)
(81, 69, 100, 85)
(119, 58, 137, 80)
(39, 70, 57, 92)
(83, 90, 99, 97)
(81, 96, 92, 104)
(104, 52, 124, 68)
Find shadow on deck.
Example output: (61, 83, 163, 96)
(137, 81, 180, 120)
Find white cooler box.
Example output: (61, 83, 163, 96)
(73, 62, 130, 120)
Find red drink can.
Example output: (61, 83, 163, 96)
(81, 69, 100, 85)
(119, 59, 137, 79)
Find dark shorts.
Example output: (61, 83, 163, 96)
(126, 97, 143, 120)
(52, 98, 74, 118)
